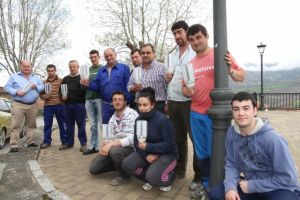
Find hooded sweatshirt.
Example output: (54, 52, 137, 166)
(133, 109, 178, 160)
(224, 118, 300, 194)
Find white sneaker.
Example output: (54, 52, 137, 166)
(160, 185, 171, 192)
(142, 183, 153, 191)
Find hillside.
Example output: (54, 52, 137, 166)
(229, 68, 300, 93)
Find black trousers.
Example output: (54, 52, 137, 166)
(122, 152, 176, 187)
(168, 100, 200, 181)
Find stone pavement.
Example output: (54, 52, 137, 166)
(37, 111, 300, 200)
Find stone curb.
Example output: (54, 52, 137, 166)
(0, 162, 6, 182)
(28, 160, 70, 200)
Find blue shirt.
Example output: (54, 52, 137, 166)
(88, 62, 131, 103)
(4, 72, 44, 103)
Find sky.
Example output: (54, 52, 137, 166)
(1, 0, 300, 85)
(60, 0, 300, 72)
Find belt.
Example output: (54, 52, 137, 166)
(15, 100, 35, 105)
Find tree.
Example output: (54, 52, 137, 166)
(0, 0, 69, 76)
(87, 0, 211, 62)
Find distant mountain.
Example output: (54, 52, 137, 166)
(229, 68, 300, 93)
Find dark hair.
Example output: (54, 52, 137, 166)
(141, 43, 155, 53)
(46, 64, 56, 71)
(131, 48, 141, 56)
(112, 91, 126, 101)
(231, 92, 257, 108)
(138, 87, 156, 104)
(89, 49, 99, 56)
(171, 20, 189, 32)
(187, 24, 208, 38)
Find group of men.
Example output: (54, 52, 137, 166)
(4, 20, 300, 200)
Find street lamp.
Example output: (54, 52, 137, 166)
(257, 42, 266, 110)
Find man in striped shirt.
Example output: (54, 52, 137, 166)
(127, 43, 167, 113)
(40, 64, 67, 149)
(164, 21, 200, 187)
(89, 91, 138, 186)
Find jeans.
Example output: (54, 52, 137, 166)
(63, 103, 87, 146)
(43, 104, 67, 144)
(85, 99, 102, 150)
(209, 183, 300, 200)
(102, 102, 115, 124)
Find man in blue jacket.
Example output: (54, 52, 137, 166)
(209, 92, 300, 200)
(81, 48, 131, 124)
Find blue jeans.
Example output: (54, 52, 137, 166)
(63, 103, 87, 146)
(209, 183, 300, 200)
(43, 105, 67, 144)
(101, 102, 115, 124)
(85, 99, 102, 150)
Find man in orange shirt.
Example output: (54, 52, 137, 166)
(182, 24, 245, 192)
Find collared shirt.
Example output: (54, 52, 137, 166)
(108, 107, 139, 147)
(127, 60, 167, 101)
(4, 72, 44, 104)
(88, 62, 131, 103)
(165, 45, 196, 101)
(40, 76, 63, 106)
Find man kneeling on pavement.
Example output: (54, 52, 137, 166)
(89, 91, 138, 186)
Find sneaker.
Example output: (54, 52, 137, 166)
(142, 183, 153, 191)
(40, 143, 50, 149)
(160, 185, 171, 192)
(59, 144, 73, 150)
(79, 145, 87, 152)
(28, 143, 38, 147)
(110, 176, 129, 186)
(9, 147, 19, 153)
(189, 180, 203, 191)
(190, 187, 208, 200)
(83, 148, 99, 155)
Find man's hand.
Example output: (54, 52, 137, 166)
(80, 78, 89, 86)
(225, 189, 240, 200)
(225, 52, 238, 72)
(100, 142, 112, 156)
(146, 154, 158, 163)
(239, 180, 249, 194)
(41, 93, 51, 100)
(138, 141, 147, 150)
(164, 72, 173, 83)
(62, 96, 68, 101)
(182, 80, 195, 97)
(31, 83, 37, 89)
(16, 90, 25, 96)
(130, 84, 142, 93)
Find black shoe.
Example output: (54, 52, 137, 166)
(9, 147, 19, 153)
(59, 144, 73, 150)
(83, 148, 99, 155)
(40, 143, 51, 149)
(28, 143, 38, 147)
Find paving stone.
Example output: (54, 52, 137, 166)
(37, 111, 300, 199)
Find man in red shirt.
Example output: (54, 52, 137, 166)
(182, 24, 245, 194)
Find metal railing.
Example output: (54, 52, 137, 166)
(258, 93, 300, 110)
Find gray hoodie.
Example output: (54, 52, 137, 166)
(224, 118, 300, 193)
